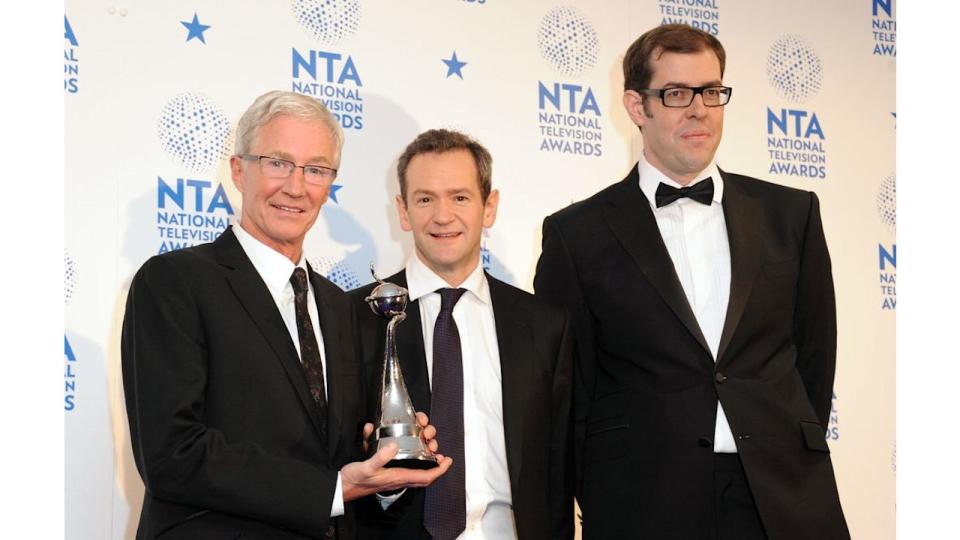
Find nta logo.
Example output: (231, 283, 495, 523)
(876, 174, 896, 230)
(766, 35, 822, 103)
(292, 0, 361, 45)
(537, 6, 599, 78)
(157, 93, 232, 175)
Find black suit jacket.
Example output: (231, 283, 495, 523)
(121, 227, 365, 539)
(349, 271, 574, 540)
(534, 168, 849, 539)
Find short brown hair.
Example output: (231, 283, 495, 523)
(623, 24, 726, 92)
(396, 129, 493, 203)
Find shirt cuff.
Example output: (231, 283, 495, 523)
(376, 489, 406, 510)
(330, 472, 345, 517)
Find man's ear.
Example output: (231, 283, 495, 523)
(395, 194, 412, 232)
(623, 90, 648, 129)
(230, 155, 245, 192)
(482, 189, 499, 228)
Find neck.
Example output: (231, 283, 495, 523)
(417, 251, 479, 288)
(238, 221, 303, 264)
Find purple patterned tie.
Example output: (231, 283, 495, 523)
(290, 268, 327, 435)
(424, 288, 468, 540)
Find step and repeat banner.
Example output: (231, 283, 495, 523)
(64, 1, 896, 538)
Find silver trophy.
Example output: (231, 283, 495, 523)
(364, 265, 438, 469)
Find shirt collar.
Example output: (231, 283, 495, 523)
(405, 253, 490, 305)
(233, 224, 307, 296)
(636, 151, 724, 209)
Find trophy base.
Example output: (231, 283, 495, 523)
(372, 434, 439, 470)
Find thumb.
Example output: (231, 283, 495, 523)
(370, 442, 399, 468)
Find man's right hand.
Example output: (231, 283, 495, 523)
(340, 443, 453, 502)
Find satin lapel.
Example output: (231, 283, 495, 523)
(488, 276, 532, 492)
(716, 171, 764, 364)
(308, 266, 343, 458)
(215, 229, 324, 438)
(602, 171, 712, 357)
(390, 271, 431, 414)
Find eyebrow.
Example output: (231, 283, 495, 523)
(659, 80, 724, 88)
(261, 151, 333, 166)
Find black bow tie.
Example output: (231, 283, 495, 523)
(654, 177, 714, 208)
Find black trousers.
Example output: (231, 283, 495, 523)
(713, 453, 768, 540)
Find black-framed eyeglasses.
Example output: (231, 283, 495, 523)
(238, 154, 338, 185)
(636, 86, 733, 108)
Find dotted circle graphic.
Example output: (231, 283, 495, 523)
(537, 6, 599, 77)
(157, 93, 232, 174)
(292, 0, 361, 45)
(766, 35, 822, 103)
(311, 256, 362, 291)
(65, 251, 78, 304)
(876, 174, 896, 230)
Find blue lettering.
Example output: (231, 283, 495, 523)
(579, 87, 601, 116)
(879, 244, 897, 270)
(338, 56, 363, 86)
(538, 82, 600, 116)
(767, 108, 789, 136)
(805, 113, 825, 139)
(207, 184, 235, 214)
(292, 48, 362, 86)
(538, 82, 561, 111)
(64, 16, 78, 46)
(873, 0, 892, 17)
(292, 48, 315, 79)
(186, 179, 212, 212)
(64, 395, 75, 411)
(64, 335, 76, 362)
(766, 108, 824, 139)
(158, 177, 184, 210)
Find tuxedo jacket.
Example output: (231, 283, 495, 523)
(121, 227, 365, 539)
(349, 271, 574, 540)
(534, 168, 849, 539)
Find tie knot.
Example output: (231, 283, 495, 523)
(437, 288, 467, 313)
(290, 267, 309, 294)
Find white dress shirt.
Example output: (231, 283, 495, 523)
(233, 224, 345, 515)
(637, 153, 738, 453)
(406, 253, 517, 539)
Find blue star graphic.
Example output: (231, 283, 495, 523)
(442, 51, 467, 79)
(328, 184, 343, 204)
(181, 13, 211, 44)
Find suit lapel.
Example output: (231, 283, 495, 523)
(488, 276, 532, 492)
(390, 271, 431, 414)
(602, 169, 712, 357)
(308, 265, 344, 457)
(716, 171, 764, 364)
(215, 228, 325, 439)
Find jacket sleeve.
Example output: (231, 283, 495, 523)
(792, 192, 838, 427)
(534, 215, 594, 504)
(549, 309, 576, 540)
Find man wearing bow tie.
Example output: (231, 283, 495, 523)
(534, 25, 849, 540)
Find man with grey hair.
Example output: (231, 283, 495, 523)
(122, 91, 451, 540)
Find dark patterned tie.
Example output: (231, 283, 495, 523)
(290, 268, 327, 435)
(424, 288, 468, 540)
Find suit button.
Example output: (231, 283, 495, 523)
(698, 437, 713, 448)
(715, 372, 728, 383)
(325, 525, 336, 539)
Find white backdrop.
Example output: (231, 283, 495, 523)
(64, 1, 896, 538)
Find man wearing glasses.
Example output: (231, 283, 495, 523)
(534, 25, 849, 539)
(122, 91, 450, 540)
